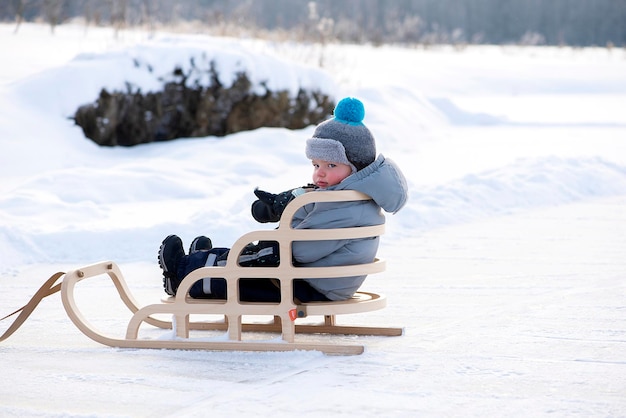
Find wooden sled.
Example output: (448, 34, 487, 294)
(6, 191, 402, 355)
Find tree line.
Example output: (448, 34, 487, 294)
(2, 0, 625, 47)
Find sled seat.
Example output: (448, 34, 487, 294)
(61, 190, 402, 355)
(157, 290, 395, 340)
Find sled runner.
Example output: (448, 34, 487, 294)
(2, 190, 402, 355)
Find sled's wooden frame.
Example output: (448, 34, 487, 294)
(61, 190, 402, 355)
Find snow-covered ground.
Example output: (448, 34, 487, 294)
(1, 23, 625, 417)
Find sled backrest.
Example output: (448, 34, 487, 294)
(221, 189, 385, 274)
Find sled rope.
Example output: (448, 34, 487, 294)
(0, 271, 65, 342)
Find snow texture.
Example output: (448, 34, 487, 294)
(1, 23, 625, 417)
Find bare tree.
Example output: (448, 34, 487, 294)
(2, 0, 625, 47)
(112, 0, 127, 37)
(12, 0, 28, 33)
(43, 0, 64, 34)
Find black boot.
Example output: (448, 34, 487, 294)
(188, 235, 212, 254)
(158, 235, 185, 296)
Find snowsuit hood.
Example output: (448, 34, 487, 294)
(330, 154, 408, 213)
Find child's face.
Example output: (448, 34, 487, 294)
(311, 159, 353, 189)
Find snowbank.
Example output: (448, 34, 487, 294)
(1, 23, 626, 418)
(1, 25, 626, 275)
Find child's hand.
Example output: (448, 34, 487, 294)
(253, 189, 282, 206)
(251, 189, 293, 223)
(251, 185, 315, 223)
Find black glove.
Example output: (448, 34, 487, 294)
(251, 185, 315, 223)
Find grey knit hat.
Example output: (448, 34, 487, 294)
(306, 97, 376, 172)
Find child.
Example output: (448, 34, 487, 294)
(158, 97, 408, 303)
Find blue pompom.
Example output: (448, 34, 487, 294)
(334, 97, 365, 124)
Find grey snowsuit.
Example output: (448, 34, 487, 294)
(291, 154, 408, 300)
